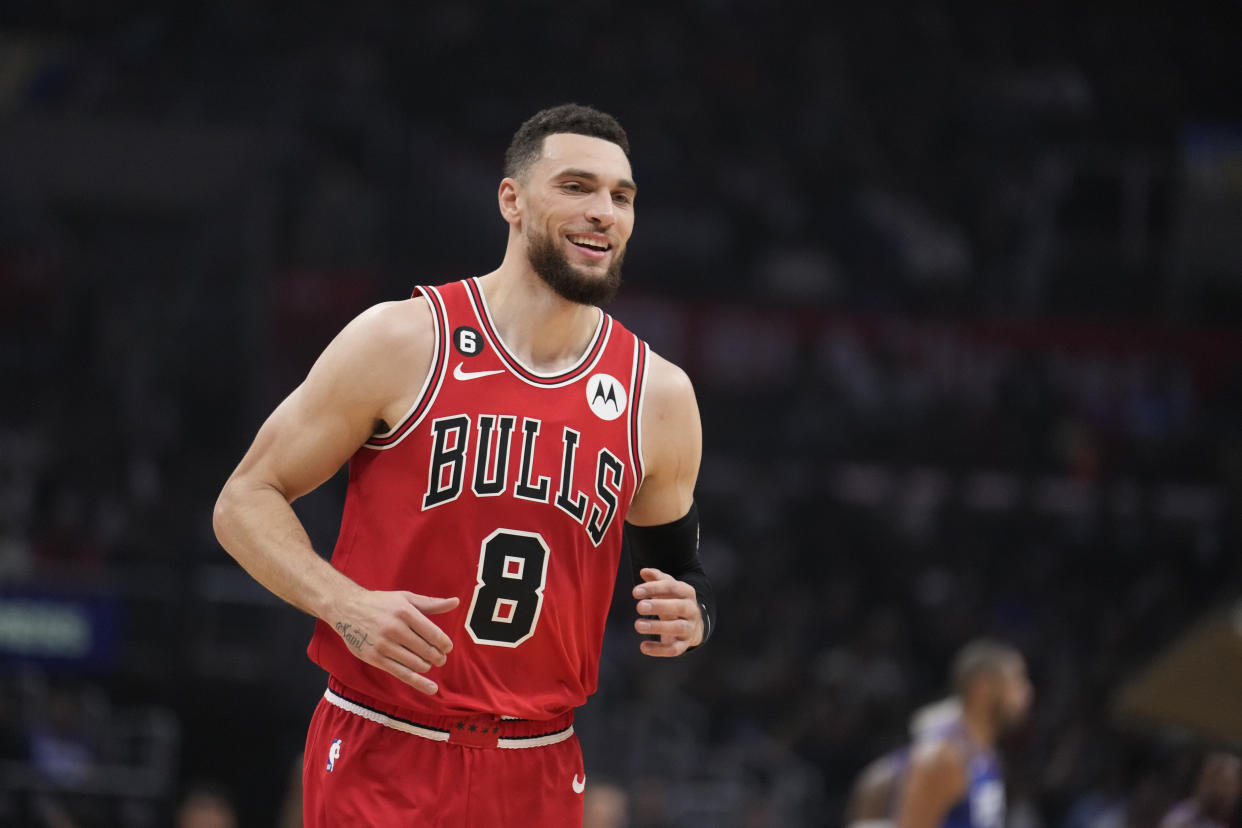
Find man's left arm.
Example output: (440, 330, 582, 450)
(625, 350, 714, 657)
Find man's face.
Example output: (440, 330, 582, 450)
(514, 132, 636, 305)
(989, 656, 1033, 733)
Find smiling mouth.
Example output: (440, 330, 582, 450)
(567, 233, 611, 253)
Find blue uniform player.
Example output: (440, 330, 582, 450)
(895, 641, 1032, 828)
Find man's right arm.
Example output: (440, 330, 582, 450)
(212, 298, 457, 695)
(895, 740, 968, 828)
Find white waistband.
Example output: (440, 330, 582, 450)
(322, 688, 575, 749)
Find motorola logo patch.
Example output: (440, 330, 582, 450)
(586, 374, 626, 421)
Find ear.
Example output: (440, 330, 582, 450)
(498, 177, 522, 227)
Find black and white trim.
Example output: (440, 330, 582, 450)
(464, 277, 612, 388)
(322, 688, 575, 749)
(324, 688, 450, 742)
(627, 337, 649, 489)
(364, 285, 451, 451)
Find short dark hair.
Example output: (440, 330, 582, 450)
(504, 103, 630, 180)
(950, 639, 1022, 696)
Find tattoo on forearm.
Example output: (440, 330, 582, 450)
(335, 622, 372, 652)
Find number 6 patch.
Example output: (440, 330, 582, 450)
(466, 529, 549, 647)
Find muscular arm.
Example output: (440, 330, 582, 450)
(896, 742, 969, 828)
(627, 351, 701, 526)
(847, 752, 903, 824)
(212, 298, 458, 694)
(625, 352, 709, 655)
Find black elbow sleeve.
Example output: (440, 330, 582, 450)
(625, 501, 716, 645)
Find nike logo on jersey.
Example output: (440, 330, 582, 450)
(572, 773, 586, 794)
(454, 363, 505, 381)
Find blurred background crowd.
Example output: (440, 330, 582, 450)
(1, 2, 1240, 826)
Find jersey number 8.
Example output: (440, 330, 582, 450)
(466, 529, 549, 647)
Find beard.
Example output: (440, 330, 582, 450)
(527, 227, 624, 306)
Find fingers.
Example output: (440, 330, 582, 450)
(635, 616, 696, 639)
(413, 595, 461, 615)
(380, 655, 440, 695)
(638, 567, 667, 584)
(639, 638, 691, 658)
(335, 590, 461, 693)
(633, 569, 694, 600)
(633, 576, 704, 657)
(398, 594, 458, 660)
(636, 596, 695, 620)
(371, 636, 433, 673)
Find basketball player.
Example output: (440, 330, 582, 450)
(212, 104, 715, 827)
(894, 640, 1032, 828)
(846, 698, 962, 828)
(1159, 753, 1241, 828)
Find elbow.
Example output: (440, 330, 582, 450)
(212, 483, 236, 549)
(212, 475, 286, 552)
(213, 476, 256, 551)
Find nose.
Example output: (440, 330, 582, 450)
(584, 190, 615, 228)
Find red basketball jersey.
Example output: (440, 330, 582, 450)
(307, 277, 649, 721)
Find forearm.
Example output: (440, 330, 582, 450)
(626, 502, 716, 645)
(212, 477, 361, 621)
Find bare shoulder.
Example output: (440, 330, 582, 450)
(319, 297, 433, 374)
(629, 349, 701, 524)
(907, 738, 968, 784)
(642, 349, 698, 419)
(639, 349, 700, 450)
(339, 296, 433, 358)
(301, 296, 436, 427)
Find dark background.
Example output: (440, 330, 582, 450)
(1, 2, 1241, 826)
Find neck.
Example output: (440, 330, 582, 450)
(476, 248, 601, 374)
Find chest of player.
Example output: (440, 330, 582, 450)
(389, 357, 640, 543)
(417, 401, 632, 547)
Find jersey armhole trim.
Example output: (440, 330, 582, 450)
(364, 285, 449, 450)
(627, 336, 649, 487)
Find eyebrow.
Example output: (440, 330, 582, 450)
(555, 168, 638, 193)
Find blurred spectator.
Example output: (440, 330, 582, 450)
(26, 683, 99, 788)
(584, 778, 631, 828)
(175, 782, 238, 828)
(1160, 754, 1242, 828)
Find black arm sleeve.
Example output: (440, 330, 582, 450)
(624, 501, 716, 646)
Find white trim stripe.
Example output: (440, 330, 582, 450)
(496, 728, 576, 749)
(324, 688, 449, 742)
(323, 688, 574, 749)
(634, 340, 650, 484)
(626, 336, 643, 492)
(363, 285, 451, 451)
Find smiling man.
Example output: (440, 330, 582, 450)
(213, 104, 715, 827)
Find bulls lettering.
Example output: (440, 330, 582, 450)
(473, 414, 515, 497)
(586, 450, 623, 545)
(421, 415, 626, 545)
(515, 417, 551, 502)
(422, 415, 470, 509)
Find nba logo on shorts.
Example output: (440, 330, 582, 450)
(327, 738, 342, 772)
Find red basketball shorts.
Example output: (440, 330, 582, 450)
(302, 681, 585, 827)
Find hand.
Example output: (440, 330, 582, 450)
(332, 589, 459, 694)
(632, 567, 703, 657)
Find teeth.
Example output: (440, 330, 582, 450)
(569, 235, 608, 250)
